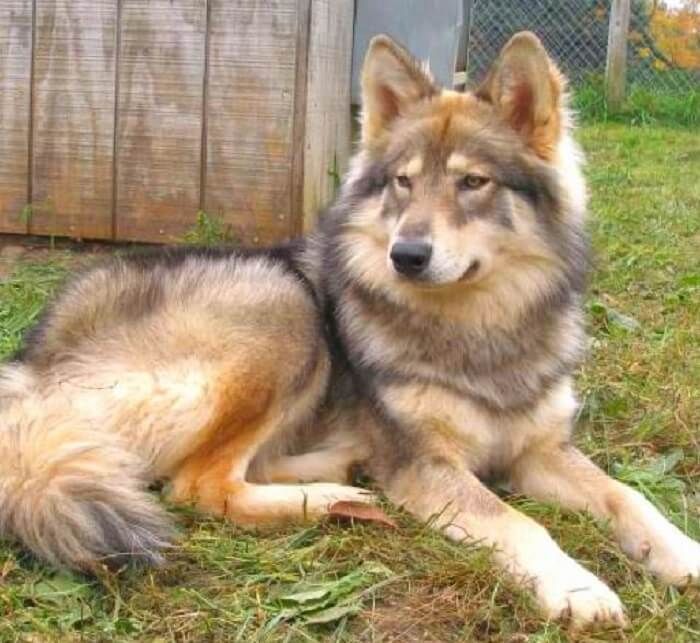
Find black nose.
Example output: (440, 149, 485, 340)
(390, 241, 432, 277)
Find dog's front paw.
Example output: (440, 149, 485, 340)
(617, 497, 700, 586)
(534, 559, 627, 629)
(301, 482, 377, 515)
(641, 530, 700, 586)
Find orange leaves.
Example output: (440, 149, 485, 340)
(650, 3, 700, 69)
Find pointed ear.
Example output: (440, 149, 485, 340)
(361, 35, 438, 147)
(476, 32, 565, 160)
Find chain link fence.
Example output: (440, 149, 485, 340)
(463, 0, 699, 94)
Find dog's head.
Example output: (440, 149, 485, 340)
(331, 32, 587, 317)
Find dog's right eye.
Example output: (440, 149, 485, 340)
(395, 175, 412, 189)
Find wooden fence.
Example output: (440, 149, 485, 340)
(0, 0, 353, 244)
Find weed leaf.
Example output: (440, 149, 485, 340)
(589, 300, 640, 333)
(304, 602, 362, 624)
(267, 562, 393, 625)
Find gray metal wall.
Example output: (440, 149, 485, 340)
(351, 0, 465, 104)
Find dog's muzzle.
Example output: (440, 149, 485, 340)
(390, 240, 432, 278)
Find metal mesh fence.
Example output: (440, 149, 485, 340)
(463, 0, 699, 94)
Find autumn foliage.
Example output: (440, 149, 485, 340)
(644, 0, 700, 70)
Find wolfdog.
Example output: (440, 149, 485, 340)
(1, 33, 698, 627)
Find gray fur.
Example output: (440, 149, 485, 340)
(315, 157, 588, 412)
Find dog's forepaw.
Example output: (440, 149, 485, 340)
(641, 531, 700, 587)
(618, 502, 700, 586)
(304, 483, 377, 514)
(536, 563, 627, 629)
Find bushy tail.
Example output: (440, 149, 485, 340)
(0, 364, 172, 572)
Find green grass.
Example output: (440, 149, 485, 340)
(0, 259, 70, 358)
(572, 75, 700, 127)
(1, 121, 699, 641)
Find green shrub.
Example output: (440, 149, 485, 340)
(182, 211, 235, 246)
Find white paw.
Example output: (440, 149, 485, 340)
(642, 530, 700, 586)
(302, 483, 376, 516)
(616, 497, 700, 586)
(534, 559, 627, 628)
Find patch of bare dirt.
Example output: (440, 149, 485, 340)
(0, 235, 121, 279)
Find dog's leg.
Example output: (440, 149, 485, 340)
(250, 448, 360, 484)
(248, 414, 372, 485)
(510, 443, 700, 586)
(169, 419, 374, 526)
(165, 346, 374, 525)
(223, 481, 374, 526)
(385, 456, 626, 627)
(171, 441, 373, 526)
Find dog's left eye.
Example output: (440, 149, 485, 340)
(395, 175, 412, 189)
(458, 175, 490, 191)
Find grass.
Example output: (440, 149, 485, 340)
(182, 211, 236, 247)
(0, 259, 71, 358)
(1, 121, 699, 641)
(572, 75, 699, 128)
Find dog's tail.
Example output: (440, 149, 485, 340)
(0, 363, 172, 571)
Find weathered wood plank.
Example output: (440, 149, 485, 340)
(301, 0, 353, 231)
(3, 0, 354, 244)
(204, 0, 300, 245)
(31, 0, 116, 239)
(0, 0, 32, 234)
(606, 0, 631, 110)
(115, 0, 206, 243)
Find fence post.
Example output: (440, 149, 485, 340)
(605, 0, 631, 110)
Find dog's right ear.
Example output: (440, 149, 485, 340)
(361, 35, 438, 148)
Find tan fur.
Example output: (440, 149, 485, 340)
(250, 425, 370, 485)
(444, 152, 490, 177)
(476, 32, 565, 160)
(368, 378, 628, 626)
(339, 83, 581, 329)
(361, 35, 438, 148)
(389, 459, 625, 627)
(0, 252, 371, 570)
(396, 155, 424, 179)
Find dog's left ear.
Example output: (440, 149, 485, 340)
(477, 32, 565, 160)
(361, 35, 438, 148)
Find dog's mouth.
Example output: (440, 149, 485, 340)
(395, 259, 486, 291)
(459, 259, 482, 282)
